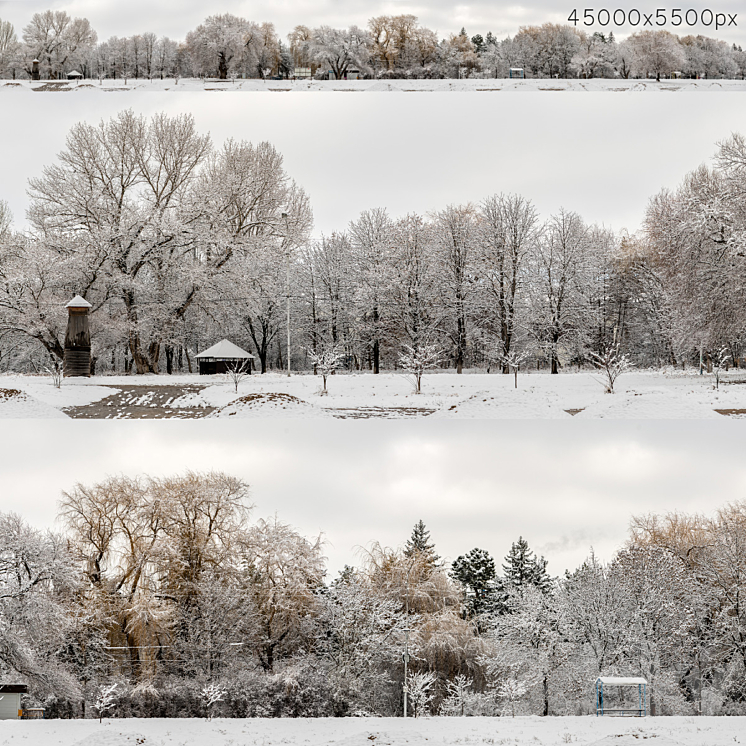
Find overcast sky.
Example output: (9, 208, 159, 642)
(1, 0, 745, 45)
(3, 420, 745, 578)
(3, 92, 746, 238)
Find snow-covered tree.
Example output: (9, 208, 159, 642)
(304, 26, 371, 80)
(93, 682, 119, 722)
(431, 205, 478, 373)
(475, 193, 540, 371)
(398, 342, 441, 393)
(406, 670, 435, 717)
(0, 512, 79, 697)
(0, 19, 21, 78)
(404, 521, 440, 569)
(201, 682, 226, 720)
(502, 537, 551, 594)
(589, 342, 633, 393)
(22, 10, 97, 79)
(527, 209, 596, 373)
(621, 30, 686, 79)
(451, 547, 496, 618)
(307, 341, 345, 394)
(241, 517, 326, 672)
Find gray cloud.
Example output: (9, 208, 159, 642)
(2, 0, 745, 44)
(2, 91, 746, 239)
(1, 420, 745, 578)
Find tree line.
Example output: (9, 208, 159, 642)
(2, 472, 746, 718)
(0, 110, 744, 377)
(0, 9, 745, 81)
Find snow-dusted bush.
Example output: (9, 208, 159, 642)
(589, 343, 633, 393)
(399, 343, 441, 393)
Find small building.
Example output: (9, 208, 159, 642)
(67, 70, 83, 80)
(63, 295, 92, 377)
(509, 67, 525, 79)
(195, 339, 255, 375)
(0, 684, 28, 720)
(595, 676, 647, 717)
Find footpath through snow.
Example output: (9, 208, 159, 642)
(0, 715, 742, 746)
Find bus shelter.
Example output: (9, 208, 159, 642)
(595, 676, 647, 717)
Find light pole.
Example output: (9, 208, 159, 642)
(282, 212, 291, 377)
(403, 560, 414, 717)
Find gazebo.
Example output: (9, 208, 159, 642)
(595, 676, 647, 717)
(195, 339, 255, 375)
(66, 70, 83, 80)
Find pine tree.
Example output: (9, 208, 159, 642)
(404, 520, 440, 568)
(502, 536, 551, 593)
(450, 547, 496, 617)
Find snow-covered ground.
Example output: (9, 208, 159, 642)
(0, 716, 742, 746)
(1, 369, 746, 419)
(3, 78, 746, 93)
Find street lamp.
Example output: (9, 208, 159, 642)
(403, 559, 414, 717)
(282, 212, 291, 377)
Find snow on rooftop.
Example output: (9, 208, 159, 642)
(195, 339, 255, 359)
(65, 295, 92, 309)
(597, 677, 648, 685)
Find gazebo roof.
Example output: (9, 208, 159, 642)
(596, 677, 647, 686)
(195, 339, 255, 359)
(0, 684, 29, 693)
(66, 295, 92, 309)
(67, 70, 83, 77)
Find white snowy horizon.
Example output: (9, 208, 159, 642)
(3, 420, 744, 579)
(1, 0, 745, 46)
(3, 92, 746, 240)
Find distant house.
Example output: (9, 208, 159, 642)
(195, 339, 255, 375)
(509, 68, 525, 79)
(0, 684, 28, 720)
(66, 70, 83, 80)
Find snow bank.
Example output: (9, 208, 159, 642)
(0, 716, 743, 746)
(72, 733, 162, 746)
(208, 392, 333, 418)
(575, 388, 723, 419)
(431, 388, 573, 419)
(5, 78, 746, 93)
(0, 387, 69, 418)
(1, 370, 745, 418)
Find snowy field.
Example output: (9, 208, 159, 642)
(3, 78, 746, 93)
(0, 716, 742, 746)
(1, 369, 746, 419)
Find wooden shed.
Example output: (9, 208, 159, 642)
(0, 684, 28, 720)
(63, 295, 92, 377)
(195, 339, 255, 375)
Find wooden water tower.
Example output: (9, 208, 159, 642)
(63, 295, 92, 377)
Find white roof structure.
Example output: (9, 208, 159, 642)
(195, 339, 255, 360)
(67, 70, 83, 78)
(597, 677, 647, 685)
(66, 295, 92, 308)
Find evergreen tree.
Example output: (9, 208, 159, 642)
(450, 547, 496, 617)
(471, 34, 485, 54)
(404, 520, 440, 568)
(502, 536, 551, 593)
